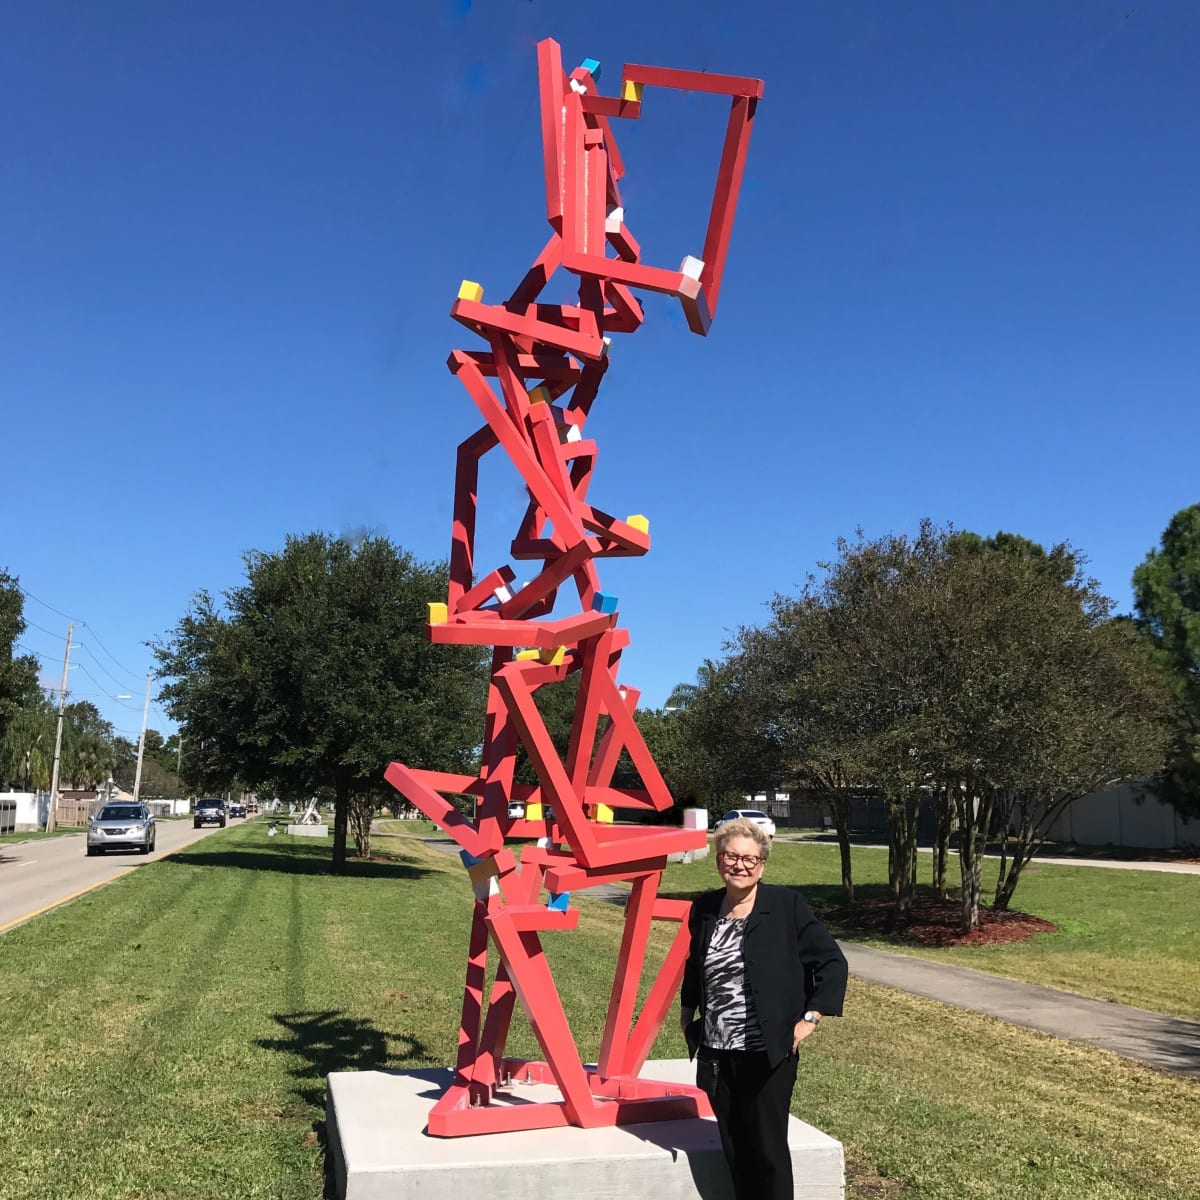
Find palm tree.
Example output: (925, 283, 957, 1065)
(0, 698, 56, 790)
(664, 659, 720, 713)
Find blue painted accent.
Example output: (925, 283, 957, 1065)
(459, 849, 482, 867)
(547, 891, 571, 912)
(579, 58, 601, 80)
(591, 591, 618, 614)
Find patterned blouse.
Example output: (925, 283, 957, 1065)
(702, 915, 766, 1051)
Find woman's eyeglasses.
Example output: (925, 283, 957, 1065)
(719, 852, 764, 869)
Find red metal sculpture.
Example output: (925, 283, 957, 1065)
(386, 38, 762, 1138)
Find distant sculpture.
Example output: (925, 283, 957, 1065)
(386, 37, 762, 1137)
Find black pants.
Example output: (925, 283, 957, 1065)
(699, 1047, 798, 1200)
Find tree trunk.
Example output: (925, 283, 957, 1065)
(830, 791, 854, 904)
(933, 786, 952, 899)
(957, 785, 993, 933)
(332, 777, 349, 874)
(349, 794, 373, 859)
(994, 793, 1045, 910)
(887, 792, 917, 919)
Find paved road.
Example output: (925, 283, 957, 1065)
(0, 818, 242, 933)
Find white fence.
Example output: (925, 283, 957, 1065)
(3, 790, 47, 830)
(1039, 780, 1199, 850)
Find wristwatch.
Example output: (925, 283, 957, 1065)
(802, 1010, 822, 1026)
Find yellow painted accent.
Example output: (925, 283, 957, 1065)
(525, 802, 544, 821)
(596, 803, 614, 824)
(626, 514, 650, 534)
(622, 79, 643, 102)
(528, 385, 552, 405)
(427, 602, 449, 625)
(467, 857, 500, 883)
(516, 648, 540, 661)
(538, 645, 566, 666)
(457, 280, 484, 303)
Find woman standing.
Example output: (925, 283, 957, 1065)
(680, 817, 848, 1200)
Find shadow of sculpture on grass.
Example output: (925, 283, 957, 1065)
(259, 1009, 430, 1108)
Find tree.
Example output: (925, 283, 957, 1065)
(932, 534, 1170, 923)
(1133, 503, 1200, 819)
(0, 686, 56, 790)
(153, 533, 489, 872)
(713, 603, 863, 903)
(707, 522, 1172, 931)
(57, 702, 115, 790)
(0, 571, 39, 750)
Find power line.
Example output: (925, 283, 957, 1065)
(21, 616, 68, 641)
(17, 583, 148, 685)
(76, 643, 141, 694)
(74, 662, 140, 710)
(81, 622, 146, 687)
(16, 585, 78, 623)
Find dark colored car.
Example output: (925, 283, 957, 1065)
(229, 802, 247, 818)
(87, 802, 155, 856)
(194, 798, 227, 828)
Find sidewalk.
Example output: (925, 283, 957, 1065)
(842, 943, 1200, 1078)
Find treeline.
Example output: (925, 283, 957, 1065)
(6, 503, 1195, 919)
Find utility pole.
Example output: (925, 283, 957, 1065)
(132, 671, 152, 806)
(45, 623, 74, 834)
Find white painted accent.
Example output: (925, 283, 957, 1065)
(679, 255, 705, 280)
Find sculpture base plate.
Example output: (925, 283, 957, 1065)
(286, 823, 329, 837)
(326, 1058, 844, 1199)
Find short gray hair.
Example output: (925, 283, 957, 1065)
(714, 818, 771, 861)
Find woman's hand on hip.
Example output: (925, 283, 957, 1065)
(792, 1017, 820, 1052)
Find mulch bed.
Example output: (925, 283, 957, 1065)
(823, 895, 1057, 947)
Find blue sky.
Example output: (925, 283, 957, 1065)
(3, 1, 1198, 744)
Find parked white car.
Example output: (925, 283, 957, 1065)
(714, 809, 777, 838)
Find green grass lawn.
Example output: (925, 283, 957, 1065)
(1, 824, 1198, 1200)
(0, 828, 81, 844)
(373, 816, 442, 838)
(680, 840, 1200, 1020)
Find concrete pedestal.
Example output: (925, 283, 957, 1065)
(286, 823, 329, 837)
(326, 1058, 843, 1200)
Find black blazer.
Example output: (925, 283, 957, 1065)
(681, 882, 849, 1069)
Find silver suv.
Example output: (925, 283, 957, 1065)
(87, 803, 156, 856)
